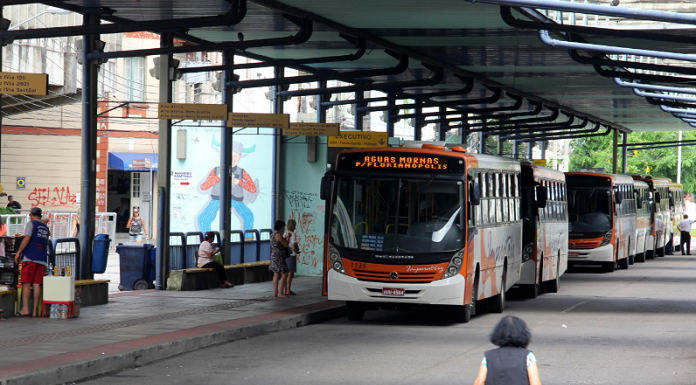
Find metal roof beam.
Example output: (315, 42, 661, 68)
(512, 126, 611, 142)
(359, 88, 502, 113)
(570, 50, 696, 77)
(502, 121, 597, 140)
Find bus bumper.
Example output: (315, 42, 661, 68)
(568, 244, 614, 263)
(327, 270, 466, 306)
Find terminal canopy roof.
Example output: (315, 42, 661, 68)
(36, 0, 696, 133)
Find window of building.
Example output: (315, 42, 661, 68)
(124, 57, 146, 101)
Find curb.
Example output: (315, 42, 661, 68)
(0, 303, 345, 385)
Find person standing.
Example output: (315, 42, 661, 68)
(283, 219, 300, 296)
(127, 208, 149, 243)
(14, 207, 50, 317)
(678, 214, 695, 255)
(198, 232, 234, 288)
(269, 220, 290, 298)
(6, 195, 21, 210)
(473, 316, 542, 385)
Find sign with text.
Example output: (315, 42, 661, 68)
(284, 122, 340, 136)
(328, 131, 389, 148)
(0, 72, 48, 95)
(132, 159, 152, 169)
(532, 159, 548, 166)
(158, 103, 228, 121)
(171, 171, 193, 187)
(227, 113, 290, 129)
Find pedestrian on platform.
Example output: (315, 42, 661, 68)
(127, 208, 149, 243)
(473, 315, 542, 385)
(198, 232, 234, 288)
(678, 214, 695, 255)
(283, 219, 300, 296)
(14, 207, 50, 317)
(270, 220, 290, 298)
(6, 195, 21, 210)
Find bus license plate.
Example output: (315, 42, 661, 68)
(569, 252, 579, 257)
(383, 288, 405, 296)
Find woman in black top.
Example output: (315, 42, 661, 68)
(473, 316, 542, 385)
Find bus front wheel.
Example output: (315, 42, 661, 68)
(345, 301, 365, 321)
(489, 269, 506, 313)
(602, 261, 616, 272)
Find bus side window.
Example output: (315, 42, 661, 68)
(496, 173, 503, 223)
(475, 172, 483, 226)
(481, 173, 488, 226)
(502, 174, 509, 222)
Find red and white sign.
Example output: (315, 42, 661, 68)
(382, 288, 405, 296)
(171, 171, 193, 187)
(569, 252, 579, 257)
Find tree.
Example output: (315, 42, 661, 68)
(569, 131, 696, 193)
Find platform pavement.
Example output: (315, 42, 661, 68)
(0, 276, 344, 385)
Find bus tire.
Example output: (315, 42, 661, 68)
(455, 273, 478, 323)
(618, 257, 628, 269)
(546, 261, 560, 293)
(646, 250, 654, 260)
(345, 301, 365, 321)
(489, 268, 506, 314)
(635, 252, 645, 263)
(602, 262, 616, 272)
(628, 254, 635, 265)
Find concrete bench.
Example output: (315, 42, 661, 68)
(75, 279, 110, 307)
(167, 261, 272, 291)
(0, 289, 16, 315)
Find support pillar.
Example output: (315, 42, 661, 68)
(612, 129, 619, 174)
(354, 90, 363, 131)
(386, 92, 395, 137)
(497, 136, 503, 156)
(438, 106, 446, 141)
(415, 100, 423, 141)
(80, 13, 100, 280)
(155, 33, 173, 290)
(512, 141, 518, 159)
(271, 66, 284, 223)
(527, 141, 533, 159)
(540, 141, 547, 160)
(622, 132, 628, 174)
(479, 133, 486, 154)
(220, 50, 234, 265)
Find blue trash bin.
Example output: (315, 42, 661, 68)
(146, 247, 156, 283)
(91, 234, 111, 274)
(116, 242, 154, 291)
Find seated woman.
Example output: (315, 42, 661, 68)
(198, 232, 234, 288)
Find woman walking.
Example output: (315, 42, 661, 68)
(269, 220, 290, 298)
(473, 316, 542, 385)
(127, 208, 149, 243)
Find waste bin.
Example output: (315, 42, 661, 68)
(116, 242, 154, 291)
(91, 234, 111, 274)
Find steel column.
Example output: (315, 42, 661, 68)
(354, 90, 364, 131)
(438, 106, 446, 141)
(512, 140, 518, 159)
(272, 66, 284, 223)
(414, 100, 422, 140)
(528, 141, 533, 159)
(386, 92, 395, 137)
(497, 136, 504, 156)
(540, 141, 547, 160)
(80, 13, 99, 280)
(622, 132, 628, 174)
(613, 129, 619, 174)
(220, 50, 234, 265)
(156, 33, 174, 290)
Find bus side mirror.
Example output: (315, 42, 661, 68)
(637, 196, 643, 209)
(470, 182, 481, 206)
(535, 185, 548, 208)
(614, 190, 623, 205)
(669, 196, 675, 208)
(320, 174, 333, 201)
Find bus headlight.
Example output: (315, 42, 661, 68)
(328, 245, 346, 275)
(443, 250, 465, 279)
(522, 242, 534, 262)
(600, 231, 612, 247)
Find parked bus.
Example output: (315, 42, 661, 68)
(669, 182, 684, 253)
(630, 175, 669, 259)
(652, 177, 671, 257)
(566, 171, 636, 272)
(518, 161, 567, 298)
(632, 180, 651, 263)
(322, 144, 523, 323)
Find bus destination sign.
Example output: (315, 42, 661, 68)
(339, 152, 464, 173)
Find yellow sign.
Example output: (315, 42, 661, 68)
(328, 131, 389, 148)
(158, 103, 228, 121)
(532, 159, 547, 166)
(227, 113, 290, 129)
(0, 72, 48, 95)
(284, 122, 340, 136)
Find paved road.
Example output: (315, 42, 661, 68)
(85, 255, 696, 385)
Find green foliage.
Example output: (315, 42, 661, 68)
(569, 131, 696, 193)
(0, 207, 17, 215)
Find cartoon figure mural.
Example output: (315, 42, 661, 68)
(196, 139, 260, 232)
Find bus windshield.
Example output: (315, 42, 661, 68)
(568, 188, 612, 233)
(331, 176, 464, 253)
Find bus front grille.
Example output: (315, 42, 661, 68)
(353, 269, 437, 283)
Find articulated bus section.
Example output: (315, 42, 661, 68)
(323, 145, 520, 323)
(566, 172, 636, 272)
(518, 162, 568, 298)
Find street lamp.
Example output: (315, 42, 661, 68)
(9, 7, 72, 31)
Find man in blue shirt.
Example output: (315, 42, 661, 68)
(14, 207, 50, 317)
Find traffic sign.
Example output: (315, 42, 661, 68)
(0, 72, 48, 95)
(328, 131, 389, 148)
(158, 103, 228, 121)
(531, 159, 547, 166)
(16, 177, 25, 190)
(171, 171, 193, 187)
(284, 122, 340, 136)
(227, 113, 290, 129)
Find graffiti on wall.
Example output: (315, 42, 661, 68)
(28, 186, 78, 208)
(286, 190, 323, 272)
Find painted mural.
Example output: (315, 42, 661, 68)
(170, 125, 273, 234)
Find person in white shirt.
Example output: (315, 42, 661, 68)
(677, 215, 696, 255)
(198, 232, 234, 288)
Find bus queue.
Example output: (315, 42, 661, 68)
(321, 143, 685, 323)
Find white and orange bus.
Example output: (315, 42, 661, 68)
(566, 171, 636, 272)
(632, 175, 671, 258)
(669, 182, 684, 253)
(632, 180, 651, 263)
(322, 144, 522, 322)
(518, 161, 567, 298)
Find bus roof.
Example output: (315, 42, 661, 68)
(669, 183, 684, 189)
(565, 170, 634, 184)
(633, 180, 649, 189)
(521, 161, 565, 181)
